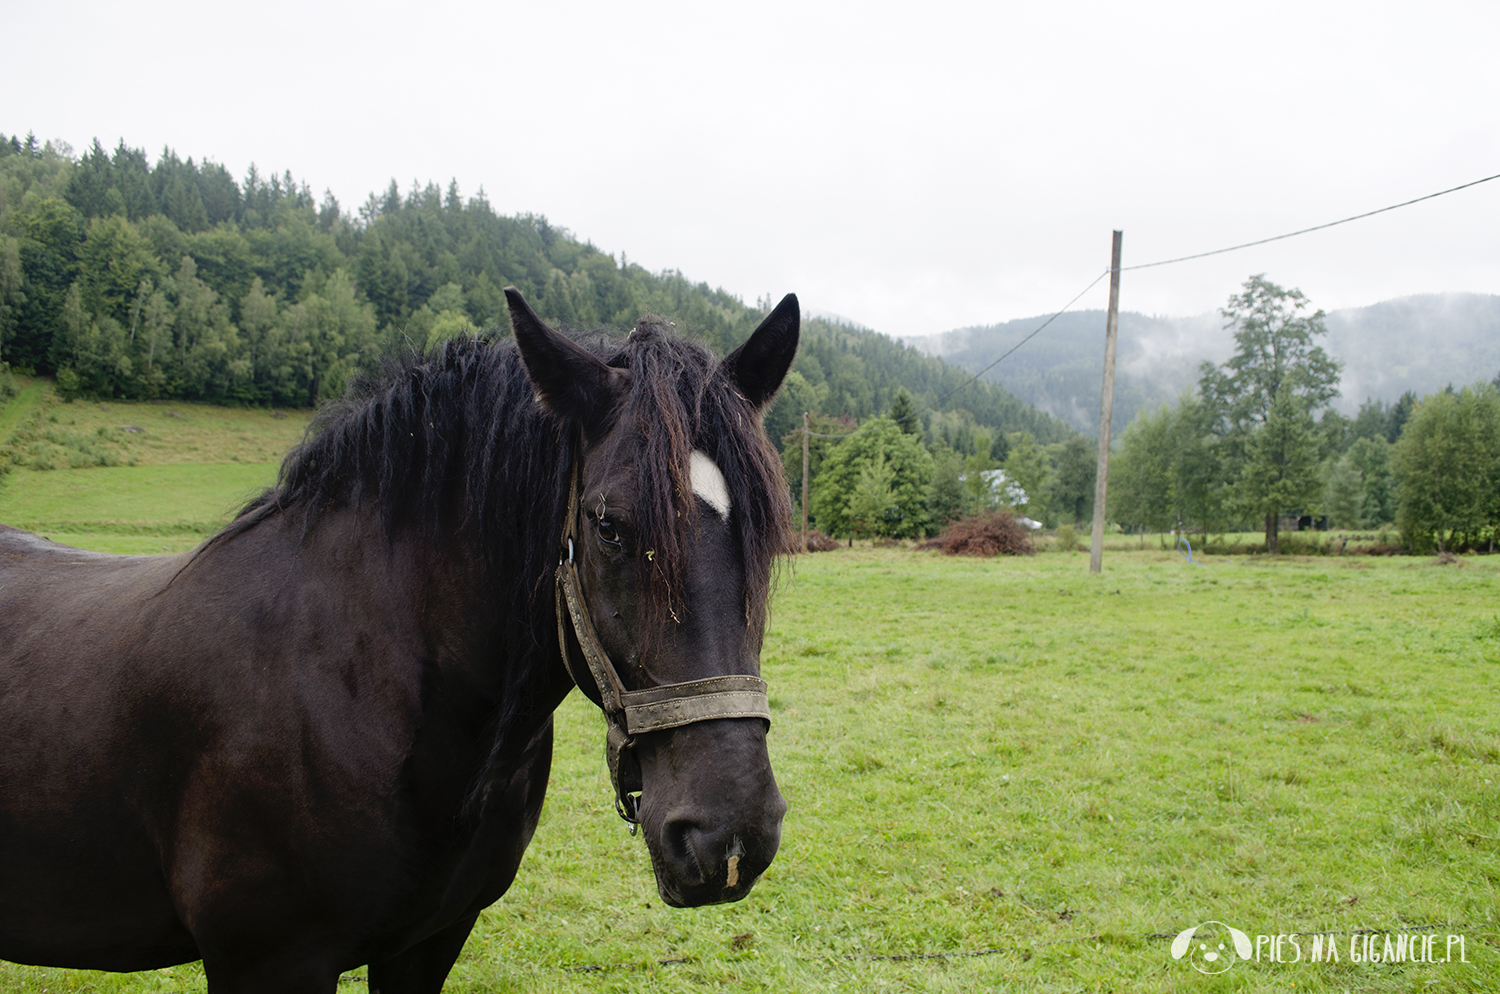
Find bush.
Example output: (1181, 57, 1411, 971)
(789, 530, 842, 553)
(924, 510, 1036, 557)
(1348, 543, 1405, 556)
(0, 395, 135, 471)
(54, 367, 81, 402)
(1276, 532, 1330, 556)
(1054, 523, 1079, 552)
(0, 362, 16, 401)
(20, 426, 130, 469)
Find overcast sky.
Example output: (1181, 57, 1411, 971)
(8, 0, 1497, 338)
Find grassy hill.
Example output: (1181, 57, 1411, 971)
(0, 379, 313, 553)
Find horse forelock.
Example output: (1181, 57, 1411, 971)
(599, 321, 791, 642)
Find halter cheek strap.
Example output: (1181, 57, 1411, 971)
(555, 450, 771, 828)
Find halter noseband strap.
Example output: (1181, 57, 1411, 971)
(555, 448, 771, 827)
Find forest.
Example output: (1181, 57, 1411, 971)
(0, 132, 1071, 464)
(4, 133, 1492, 551)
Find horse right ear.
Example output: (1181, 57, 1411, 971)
(506, 287, 629, 437)
(722, 293, 799, 411)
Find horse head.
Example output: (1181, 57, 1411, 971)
(506, 288, 797, 907)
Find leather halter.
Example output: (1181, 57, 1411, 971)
(555, 449, 771, 827)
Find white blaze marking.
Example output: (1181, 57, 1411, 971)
(690, 450, 731, 521)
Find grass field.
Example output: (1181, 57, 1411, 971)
(0, 383, 313, 553)
(2, 383, 1496, 991)
(2, 544, 1495, 992)
(462, 549, 1499, 993)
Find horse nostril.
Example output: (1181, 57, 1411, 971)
(659, 819, 768, 890)
(666, 821, 704, 883)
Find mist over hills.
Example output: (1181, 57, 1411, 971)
(905, 293, 1500, 435)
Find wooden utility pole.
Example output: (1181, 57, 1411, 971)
(801, 412, 810, 553)
(1089, 230, 1123, 574)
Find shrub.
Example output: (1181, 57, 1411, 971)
(1276, 532, 1329, 556)
(54, 367, 81, 402)
(789, 530, 842, 553)
(925, 510, 1036, 557)
(1346, 542, 1404, 556)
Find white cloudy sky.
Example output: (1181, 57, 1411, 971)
(8, 0, 1497, 337)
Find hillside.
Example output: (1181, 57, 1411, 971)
(907, 292, 1500, 433)
(0, 378, 313, 552)
(0, 132, 1074, 449)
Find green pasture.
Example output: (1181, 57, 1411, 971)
(2, 385, 1496, 991)
(0, 464, 283, 552)
(470, 549, 1498, 993)
(2, 545, 1496, 992)
(0, 384, 312, 553)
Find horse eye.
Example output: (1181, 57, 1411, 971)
(596, 518, 621, 547)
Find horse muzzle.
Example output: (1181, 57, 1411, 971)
(635, 718, 787, 907)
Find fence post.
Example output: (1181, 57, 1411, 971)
(1089, 230, 1123, 574)
(801, 412, 810, 553)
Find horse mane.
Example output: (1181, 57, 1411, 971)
(226, 319, 790, 791)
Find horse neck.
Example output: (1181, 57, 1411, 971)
(243, 505, 511, 693)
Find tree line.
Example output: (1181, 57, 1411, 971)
(0, 131, 1072, 454)
(786, 390, 1098, 541)
(1108, 275, 1500, 554)
(799, 273, 1500, 552)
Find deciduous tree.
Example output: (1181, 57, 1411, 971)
(1199, 275, 1341, 553)
(1049, 435, 1095, 526)
(1394, 384, 1500, 551)
(810, 418, 933, 539)
(1002, 432, 1050, 522)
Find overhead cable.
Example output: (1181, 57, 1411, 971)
(801, 167, 1500, 440)
(1123, 171, 1500, 272)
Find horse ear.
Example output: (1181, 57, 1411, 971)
(722, 293, 799, 411)
(506, 287, 628, 436)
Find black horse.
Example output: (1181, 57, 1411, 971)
(0, 289, 799, 993)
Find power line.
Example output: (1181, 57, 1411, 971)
(1123, 171, 1500, 272)
(801, 167, 1500, 440)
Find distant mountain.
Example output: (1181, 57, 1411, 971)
(1323, 294, 1500, 407)
(904, 311, 1226, 436)
(905, 293, 1500, 434)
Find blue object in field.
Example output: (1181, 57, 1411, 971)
(1176, 534, 1197, 564)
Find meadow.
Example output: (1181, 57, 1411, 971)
(0, 382, 313, 553)
(0, 387, 1496, 992)
(467, 548, 1498, 993)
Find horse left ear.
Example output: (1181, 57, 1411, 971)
(506, 287, 629, 438)
(722, 293, 800, 411)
